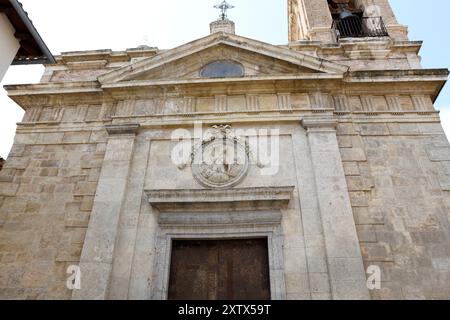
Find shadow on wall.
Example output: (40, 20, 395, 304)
(0, 157, 4, 171)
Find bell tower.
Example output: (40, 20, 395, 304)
(288, 0, 408, 43)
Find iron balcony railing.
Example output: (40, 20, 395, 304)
(333, 16, 389, 39)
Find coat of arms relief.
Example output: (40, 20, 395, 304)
(178, 125, 263, 189)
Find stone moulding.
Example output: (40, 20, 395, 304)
(158, 211, 283, 227)
(302, 118, 338, 130)
(145, 186, 295, 212)
(105, 123, 140, 135)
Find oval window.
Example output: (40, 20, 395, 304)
(200, 60, 244, 78)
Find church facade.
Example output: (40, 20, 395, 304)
(0, 0, 449, 300)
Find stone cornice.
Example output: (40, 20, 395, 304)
(4, 81, 102, 95)
(5, 69, 446, 96)
(4, 81, 103, 109)
(302, 118, 338, 130)
(55, 47, 159, 65)
(4, 69, 447, 109)
(145, 186, 295, 212)
(346, 69, 449, 83)
(105, 123, 140, 135)
(100, 74, 343, 90)
(289, 39, 423, 55)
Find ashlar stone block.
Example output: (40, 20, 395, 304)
(427, 147, 450, 161)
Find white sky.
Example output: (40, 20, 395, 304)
(0, 0, 449, 158)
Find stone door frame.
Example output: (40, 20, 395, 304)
(150, 223, 286, 300)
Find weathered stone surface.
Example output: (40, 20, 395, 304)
(0, 183, 20, 197)
(342, 162, 360, 176)
(353, 207, 384, 225)
(0, 1, 449, 301)
(356, 225, 377, 243)
(388, 123, 420, 136)
(349, 191, 370, 207)
(62, 132, 91, 144)
(359, 124, 390, 136)
(438, 175, 450, 191)
(427, 147, 450, 161)
(340, 148, 367, 162)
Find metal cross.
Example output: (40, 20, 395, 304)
(214, 1, 235, 20)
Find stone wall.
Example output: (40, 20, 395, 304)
(337, 120, 450, 299)
(0, 158, 4, 171)
(1, 89, 449, 299)
(0, 124, 107, 299)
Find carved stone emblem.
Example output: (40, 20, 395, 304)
(192, 125, 249, 189)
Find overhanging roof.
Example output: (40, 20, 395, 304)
(0, 0, 55, 65)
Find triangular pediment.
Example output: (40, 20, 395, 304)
(98, 32, 348, 84)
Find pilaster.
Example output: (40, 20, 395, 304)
(302, 117, 370, 300)
(72, 123, 140, 300)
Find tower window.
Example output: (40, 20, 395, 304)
(328, 0, 389, 39)
(200, 60, 244, 78)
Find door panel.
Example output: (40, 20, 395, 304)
(168, 239, 270, 300)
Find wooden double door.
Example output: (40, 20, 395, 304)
(168, 239, 271, 300)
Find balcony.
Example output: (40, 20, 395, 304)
(333, 16, 389, 39)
